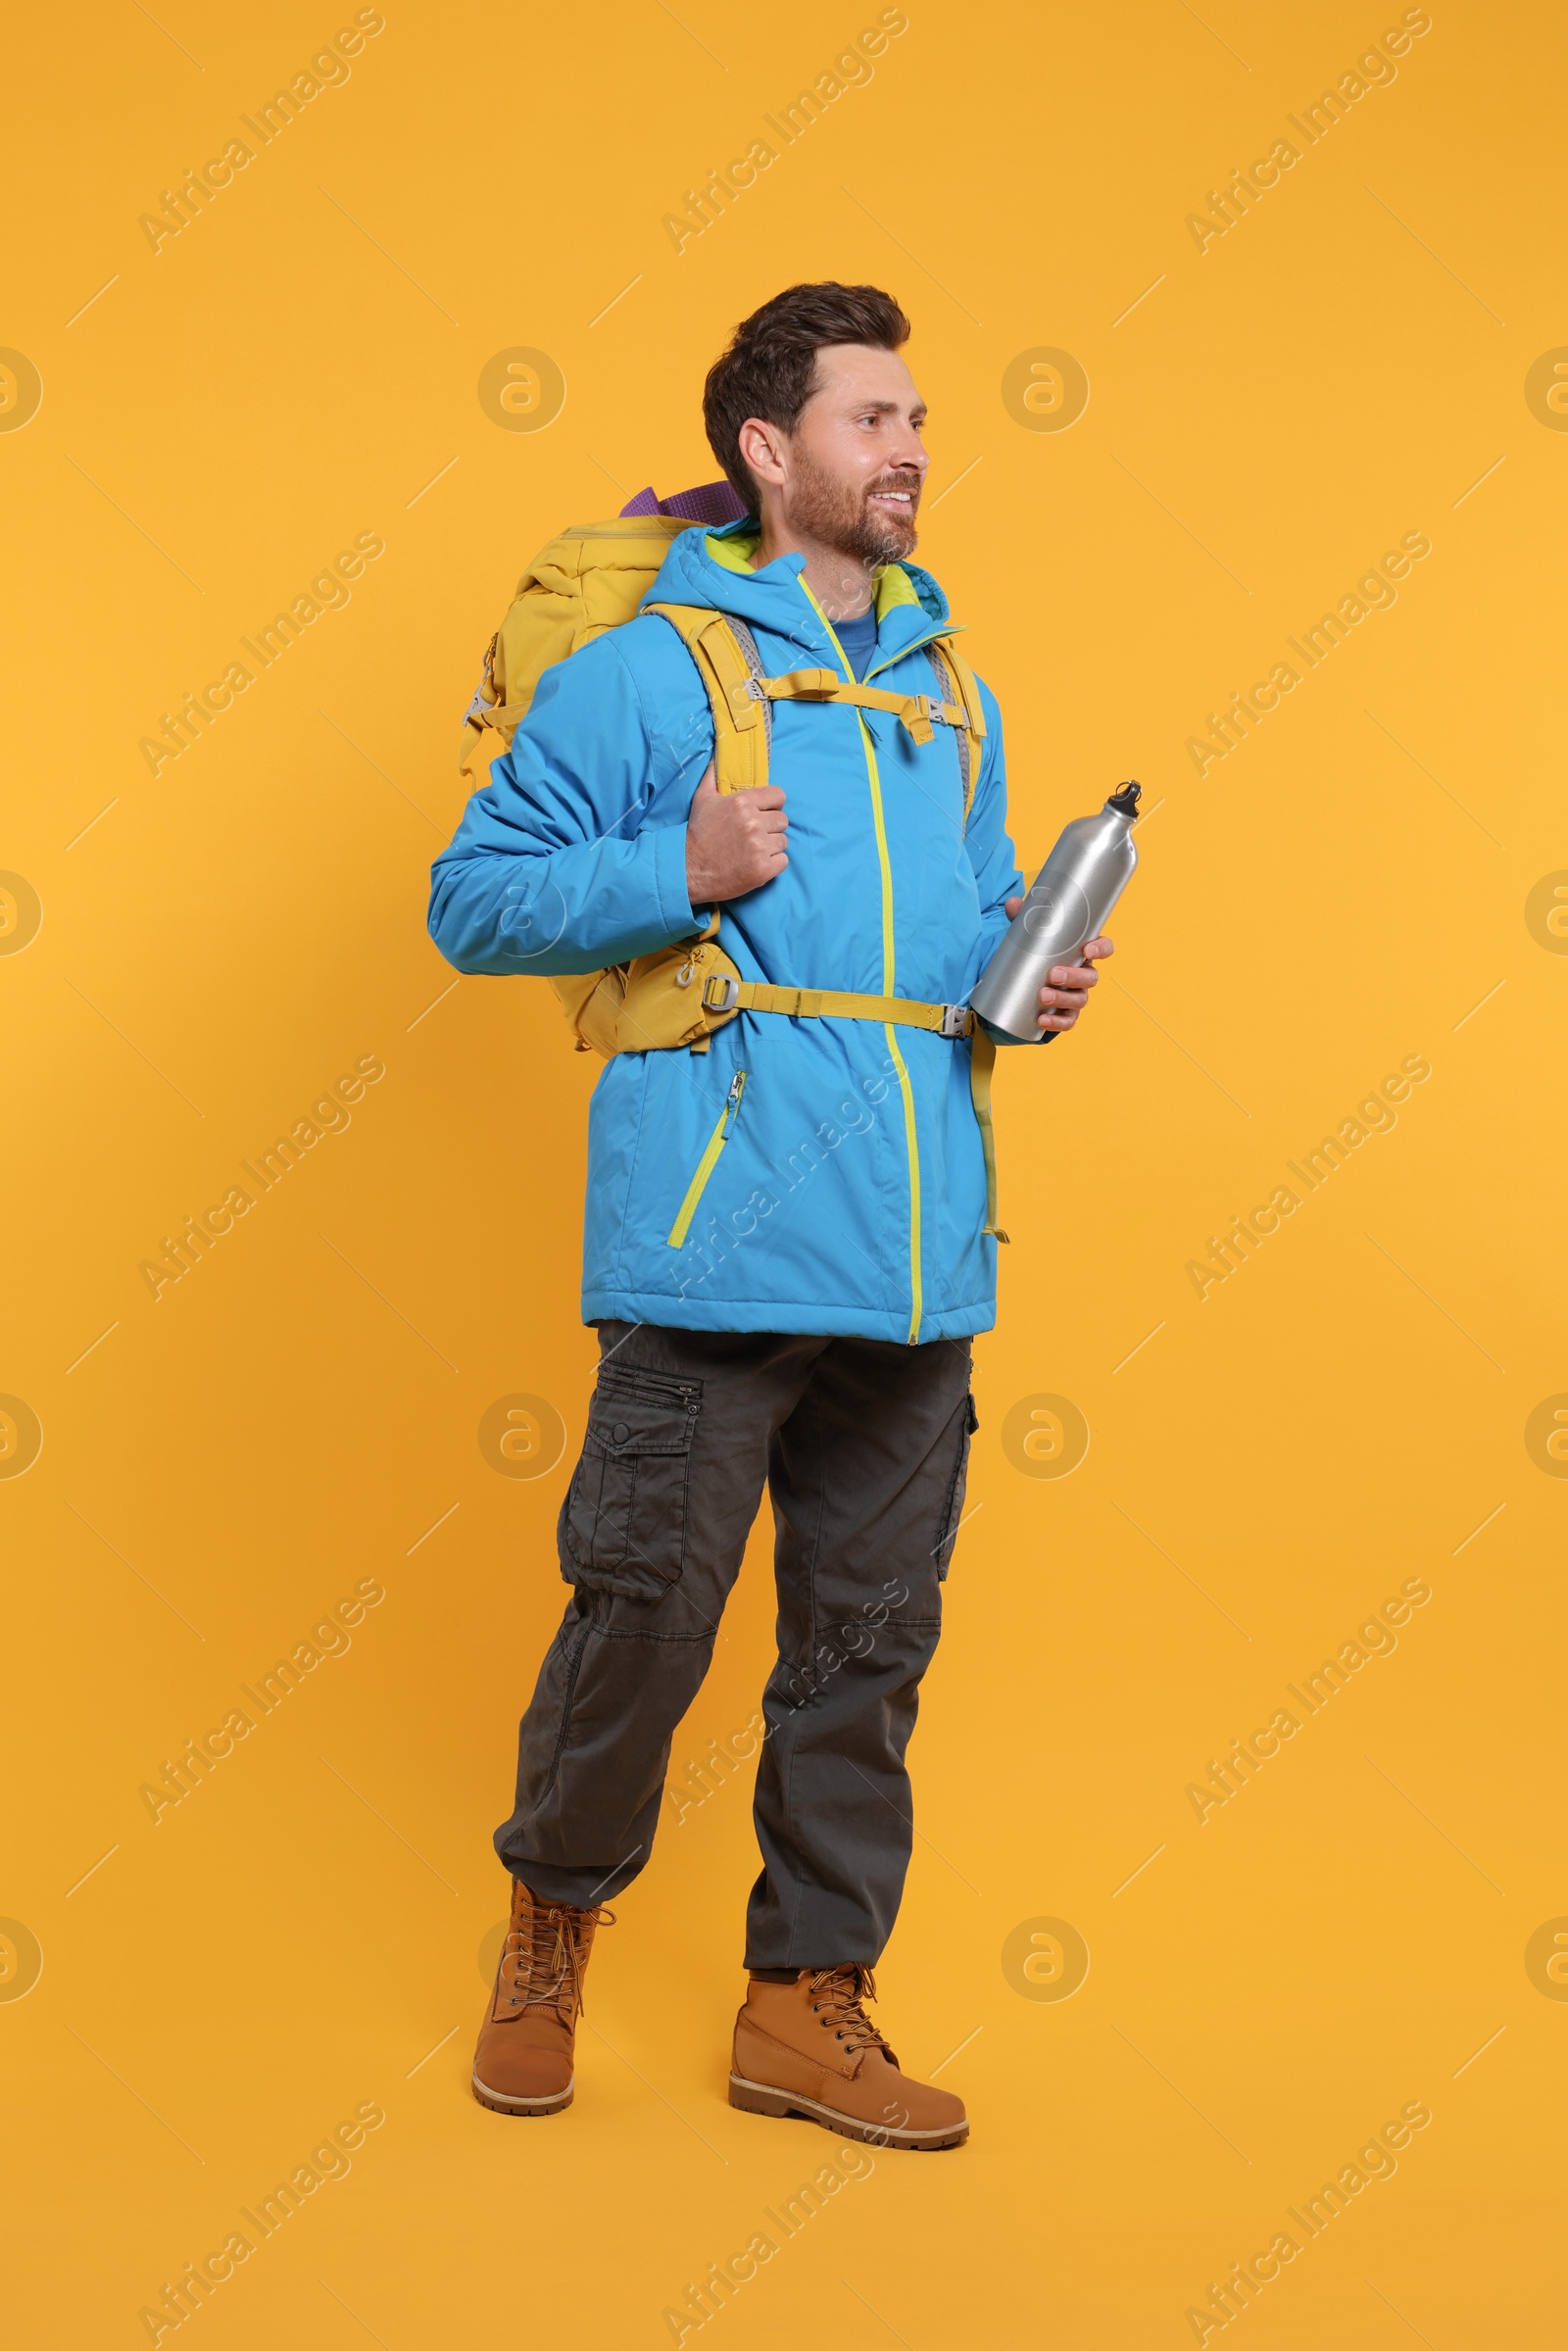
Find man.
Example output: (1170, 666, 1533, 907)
(428, 282, 1111, 2148)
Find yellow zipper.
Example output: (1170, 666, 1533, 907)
(666, 1070, 746, 1248)
(861, 620, 967, 685)
(801, 582, 924, 1345)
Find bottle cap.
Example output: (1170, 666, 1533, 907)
(1106, 781, 1142, 819)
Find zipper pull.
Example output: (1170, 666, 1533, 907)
(723, 1070, 747, 1129)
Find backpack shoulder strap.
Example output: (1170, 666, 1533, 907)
(925, 638, 987, 829)
(644, 604, 770, 796)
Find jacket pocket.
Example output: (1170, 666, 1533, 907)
(934, 1394, 979, 1582)
(666, 1069, 746, 1248)
(559, 1363, 703, 1598)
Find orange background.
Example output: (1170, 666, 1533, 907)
(4, 0, 1566, 2342)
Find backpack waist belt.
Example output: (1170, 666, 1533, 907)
(706, 975, 971, 1033)
(700, 975, 1006, 1245)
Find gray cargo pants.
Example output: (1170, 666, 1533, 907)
(494, 1321, 977, 1966)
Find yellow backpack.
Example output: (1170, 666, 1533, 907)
(458, 513, 1005, 1233)
(458, 514, 987, 1057)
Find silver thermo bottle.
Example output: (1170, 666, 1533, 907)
(968, 782, 1142, 1043)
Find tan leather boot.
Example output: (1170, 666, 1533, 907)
(729, 1965, 968, 2150)
(471, 1879, 614, 2117)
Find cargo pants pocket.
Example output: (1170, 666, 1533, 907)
(934, 1394, 979, 1582)
(559, 1362, 703, 1600)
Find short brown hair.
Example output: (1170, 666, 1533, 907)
(703, 281, 910, 513)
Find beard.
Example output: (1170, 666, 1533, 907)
(782, 444, 921, 568)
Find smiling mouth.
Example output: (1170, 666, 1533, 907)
(867, 487, 918, 510)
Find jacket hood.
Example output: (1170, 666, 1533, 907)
(642, 516, 954, 664)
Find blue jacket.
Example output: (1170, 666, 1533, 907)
(428, 518, 1024, 1345)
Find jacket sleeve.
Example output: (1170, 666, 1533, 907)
(963, 679, 1051, 1047)
(427, 633, 702, 978)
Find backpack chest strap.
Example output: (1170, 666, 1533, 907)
(760, 669, 963, 748)
(644, 603, 986, 791)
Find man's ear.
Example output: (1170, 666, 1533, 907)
(738, 416, 788, 490)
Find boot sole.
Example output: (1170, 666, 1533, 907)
(727, 2071, 967, 2150)
(471, 2069, 573, 2117)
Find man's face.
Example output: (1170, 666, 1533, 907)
(774, 344, 929, 567)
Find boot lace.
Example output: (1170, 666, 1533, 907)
(501, 1898, 615, 2022)
(807, 1964, 892, 2057)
